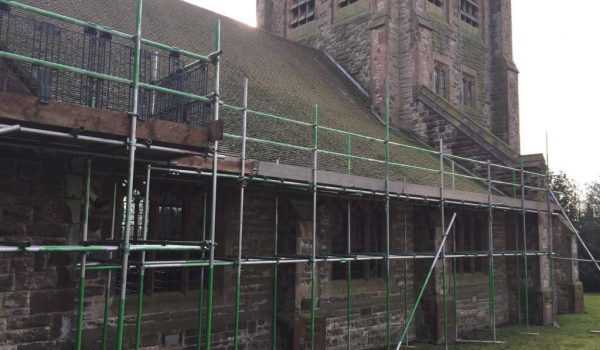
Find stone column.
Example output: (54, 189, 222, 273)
(414, 210, 455, 344)
(553, 216, 584, 314)
(532, 213, 553, 325)
(489, 0, 520, 151)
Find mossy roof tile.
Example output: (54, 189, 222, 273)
(20, 0, 484, 192)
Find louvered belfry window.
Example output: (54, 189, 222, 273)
(290, 0, 316, 28)
(339, 0, 360, 8)
(460, 0, 479, 27)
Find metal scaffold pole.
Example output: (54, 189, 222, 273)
(514, 168, 523, 325)
(134, 165, 151, 349)
(385, 83, 392, 350)
(101, 180, 118, 350)
(487, 160, 497, 342)
(520, 159, 535, 335)
(345, 119, 352, 350)
(115, 0, 143, 348)
(233, 78, 249, 350)
(196, 190, 208, 350)
(346, 200, 352, 350)
(452, 206, 458, 342)
(440, 139, 448, 350)
(402, 207, 410, 348)
(204, 18, 221, 350)
(309, 104, 319, 350)
(75, 159, 91, 350)
(271, 193, 279, 350)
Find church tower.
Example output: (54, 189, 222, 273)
(257, 0, 521, 159)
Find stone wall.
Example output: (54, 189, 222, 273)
(256, 0, 522, 158)
(0, 151, 82, 349)
(0, 150, 578, 348)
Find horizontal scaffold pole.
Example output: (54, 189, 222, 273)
(0, 0, 211, 62)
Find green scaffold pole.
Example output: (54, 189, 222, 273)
(196, 191, 208, 350)
(271, 193, 279, 349)
(385, 83, 392, 350)
(310, 104, 319, 350)
(440, 140, 448, 350)
(346, 201, 352, 350)
(75, 159, 91, 350)
(101, 181, 118, 350)
(134, 165, 151, 349)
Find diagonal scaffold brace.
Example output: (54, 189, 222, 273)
(395, 213, 457, 350)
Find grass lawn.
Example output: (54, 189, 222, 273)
(415, 293, 600, 350)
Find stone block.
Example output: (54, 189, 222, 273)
(3, 291, 29, 309)
(29, 289, 74, 315)
(0, 273, 16, 292)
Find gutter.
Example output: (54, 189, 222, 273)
(323, 51, 369, 99)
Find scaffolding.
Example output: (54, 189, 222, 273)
(0, 1, 599, 349)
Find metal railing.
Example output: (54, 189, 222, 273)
(0, 5, 212, 127)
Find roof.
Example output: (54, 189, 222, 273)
(17, 0, 484, 192)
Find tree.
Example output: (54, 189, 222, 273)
(579, 180, 600, 291)
(550, 171, 582, 225)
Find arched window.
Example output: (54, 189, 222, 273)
(457, 212, 487, 273)
(461, 73, 475, 107)
(434, 62, 449, 98)
(153, 196, 185, 292)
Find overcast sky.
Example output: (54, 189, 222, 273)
(185, 0, 599, 186)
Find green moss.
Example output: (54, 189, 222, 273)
(27, 0, 487, 192)
(416, 293, 600, 350)
(333, 1, 369, 28)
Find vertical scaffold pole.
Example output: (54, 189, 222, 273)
(309, 104, 319, 350)
(450, 151, 458, 342)
(514, 170, 522, 324)
(346, 127, 352, 349)
(346, 127, 352, 350)
(403, 207, 409, 347)
(346, 126, 352, 350)
(487, 160, 497, 341)
(196, 190, 208, 350)
(271, 193, 279, 350)
(205, 19, 221, 350)
(116, 1, 143, 348)
(439, 139, 448, 350)
(452, 207, 458, 341)
(520, 158, 531, 334)
(101, 181, 118, 350)
(75, 159, 91, 350)
(347, 134, 352, 175)
(385, 82, 392, 350)
(546, 135, 556, 324)
(346, 200, 352, 350)
(233, 78, 249, 350)
(134, 165, 151, 349)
